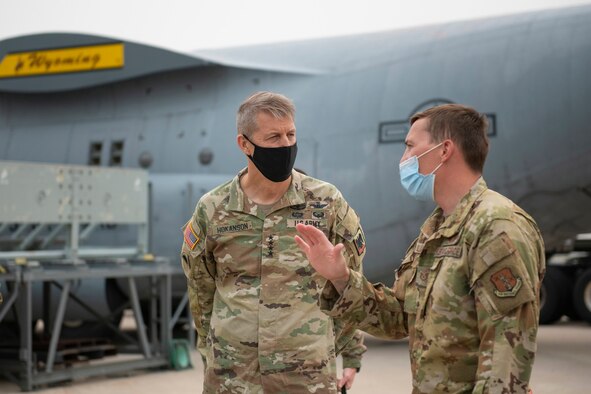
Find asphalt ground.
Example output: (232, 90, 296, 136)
(1, 320, 590, 393)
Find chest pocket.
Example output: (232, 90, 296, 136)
(417, 235, 463, 319)
(417, 257, 445, 319)
(395, 254, 419, 315)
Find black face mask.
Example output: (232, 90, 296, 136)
(243, 134, 298, 182)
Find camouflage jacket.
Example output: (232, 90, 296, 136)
(181, 169, 366, 393)
(321, 178, 545, 393)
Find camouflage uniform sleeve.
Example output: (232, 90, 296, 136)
(321, 269, 407, 340)
(180, 201, 216, 366)
(470, 217, 544, 393)
(331, 199, 367, 369)
(320, 230, 413, 340)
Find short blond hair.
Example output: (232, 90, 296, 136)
(237, 91, 295, 137)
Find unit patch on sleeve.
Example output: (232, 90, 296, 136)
(490, 267, 522, 297)
(183, 221, 200, 250)
(354, 227, 366, 256)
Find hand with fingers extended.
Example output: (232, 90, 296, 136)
(294, 223, 350, 293)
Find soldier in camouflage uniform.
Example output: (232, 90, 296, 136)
(181, 92, 366, 393)
(295, 104, 545, 393)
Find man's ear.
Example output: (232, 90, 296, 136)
(237, 134, 251, 156)
(441, 139, 454, 162)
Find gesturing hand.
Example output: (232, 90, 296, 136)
(294, 224, 350, 292)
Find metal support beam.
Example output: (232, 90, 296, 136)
(128, 277, 151, 358)
(39, 224, 65, 249)
(10, 224, 29, 240)
(17, 279, 33, 392)
(43, 282, 51, 338)
(52, 281, 137, 344)
(0, 247, 139, 261)
(67, 221, 80, 262)
(170, 292, 189, 330)
(150, 276, 158, 346)
(18, 224, 46, 250)
(45, 280, 71, 373)
(33, 357, 169, 386)
(0, 283, 18, 323)
(79, 223, 97, 241)
(160, 273, 172, 356)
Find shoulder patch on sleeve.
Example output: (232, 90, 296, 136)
(490, 267, 522, 297)
(335, 204, 360, 241)
(354, 227, 366, 256)
(183, 220, 200, 250)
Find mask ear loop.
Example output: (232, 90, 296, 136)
(430, 162, 443, 175)
(241, 134, 255, 157)
(417, 141, 445, 175)
(417, 141, 444, 159)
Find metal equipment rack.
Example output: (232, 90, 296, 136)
(0, 160, 177, 391)
(0, 259, 173, 391)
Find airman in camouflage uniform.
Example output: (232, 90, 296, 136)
(181, 92, 366, 393)
(296, 104, 545, 393)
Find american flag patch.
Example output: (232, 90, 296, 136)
(183, 221, 200, 250)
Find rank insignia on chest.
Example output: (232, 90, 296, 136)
(490, 267, 522, 297)
(183, 221, 200, 250)
(354, 227, 366, 256)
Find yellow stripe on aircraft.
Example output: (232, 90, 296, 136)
(0, 43, 124, 78)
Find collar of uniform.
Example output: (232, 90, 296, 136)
(227, 168, 247, 212)
(436, 177, 488, 238)
(281, 170, 306, 209)
(419, 177, 488, 240)
(226, 168, 306, 214)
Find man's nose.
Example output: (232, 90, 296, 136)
(279, 135, 292, 146)
(400, 151, 409, 164)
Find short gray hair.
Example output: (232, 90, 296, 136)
(236, 91, 296, 137)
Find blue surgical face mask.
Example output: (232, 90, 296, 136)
(399, 142, 444, 201)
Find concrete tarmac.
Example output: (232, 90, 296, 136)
(1, 321, 590, 393)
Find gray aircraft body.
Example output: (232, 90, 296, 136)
(1, 5, 591, 325)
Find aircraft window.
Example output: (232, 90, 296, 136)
(109, 140, 125, 166)
(485, 113, 496, 137)
(379, 121, 408, 143)
(88, 142, 103, 165)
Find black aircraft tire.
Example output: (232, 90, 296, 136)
(573, 268, 591, 324)
(540, 266, 570, 324)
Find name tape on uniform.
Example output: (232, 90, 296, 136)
(215, 221, 253, 235)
